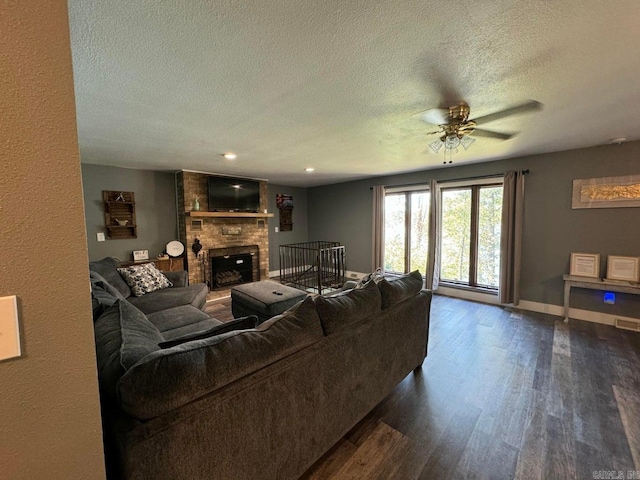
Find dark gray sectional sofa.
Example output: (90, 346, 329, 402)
(89, 257, 212, 339)
(91, 264, 432, 480)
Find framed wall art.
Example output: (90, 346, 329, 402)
(569, 252, 600, 278)
(572, 174, 640, 209)
(606, 255, 640, 282)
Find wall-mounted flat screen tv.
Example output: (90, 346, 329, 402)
(207, 175, 260, 212)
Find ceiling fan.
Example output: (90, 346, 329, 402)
(416, 100, 542, 155)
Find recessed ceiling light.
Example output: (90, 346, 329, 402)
(223, 153, 237, 160)
(305, 167, 315, 172)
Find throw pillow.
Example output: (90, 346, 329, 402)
(158, 315, 259, 349)
(378, 270, 423, 309)
(117, 263, 173, 297)
(314, 280, 382, 335)
(355, 267, 385, 288)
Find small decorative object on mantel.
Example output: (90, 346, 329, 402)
(192, 237, 202, 257)
(569, 252, 600, 278)
(193, 196, 200, 211)
(222, 226, 242, 235)
(572, 174, 640, 209)
(276, 193, 293, 232)
(606, 255, 640, 282)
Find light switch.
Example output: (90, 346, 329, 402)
(275, 227, 279, 233)
(97, 232, 106, 242)
(0, 295, 21, 361)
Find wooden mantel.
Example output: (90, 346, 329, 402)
(186, 211, 274, 218)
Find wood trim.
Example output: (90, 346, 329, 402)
(186, 211, 274, 218)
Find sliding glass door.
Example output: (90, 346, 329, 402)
(384, 189, 430, 275)
(440, 182, 503, 289)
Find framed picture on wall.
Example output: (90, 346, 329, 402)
(569, 252, 600, 278)
(606, 256, 640, 282)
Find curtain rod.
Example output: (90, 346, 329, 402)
(369, 169, 529, 190)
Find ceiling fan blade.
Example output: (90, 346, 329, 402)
(472, 100, 542, 126)
(472, 129, 515, 141)
(413, 108, 449, 125)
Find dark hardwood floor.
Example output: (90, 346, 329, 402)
(208, 294, 640, 479)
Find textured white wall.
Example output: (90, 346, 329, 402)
(0, 1, 105, 478)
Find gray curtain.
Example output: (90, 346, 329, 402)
(371, 185, 385, 271)
(425, 179, 440, 290)
(499, 171, 525, 304)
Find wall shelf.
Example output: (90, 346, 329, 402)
(186, 211, 274, 218)
(103, 190, 137, 239)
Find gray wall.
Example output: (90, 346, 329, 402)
(82, 164, 178, 261)
(308, 141, 640, 316)
(267, 184, 309, 273)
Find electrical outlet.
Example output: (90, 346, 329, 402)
(0, 295, 21, 361)
(275, 227, 279, 233)
(97, 232, 106, 242)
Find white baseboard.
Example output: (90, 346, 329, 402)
(436, 286, 502, 305)
(515, 300, 640, 327)
(435, 290, 640, 328)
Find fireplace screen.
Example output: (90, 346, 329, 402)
(210, 252, 256, 289)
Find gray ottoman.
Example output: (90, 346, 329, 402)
(231, 281, 308, 323)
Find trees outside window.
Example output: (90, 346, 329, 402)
(384, 190, 430, 274)
(440, 183, 503, 289)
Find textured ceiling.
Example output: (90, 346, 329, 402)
(68, 0, 640, 187)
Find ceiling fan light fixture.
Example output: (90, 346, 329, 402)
(460, 135, 475, 150)
(429, 139, 444, 154)
(444, 134, 461, 151)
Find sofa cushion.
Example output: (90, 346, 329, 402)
(89, 257, 132, 298)
(117, 296, 324, 420)
(94, 300, 163, 400)
(146, 305, 216, 335)
(378, 270, 423, 309)
(314, 279, 381, 335)
(127, 283, 208, 315)
(117, 263, 173, 297)
(90, 271, 127, 301)
(91, 283, 118, 320)
(159, 315, 259, 349)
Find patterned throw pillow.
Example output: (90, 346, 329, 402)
(117, 263, 173, 297)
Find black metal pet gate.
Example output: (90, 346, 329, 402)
(279, 241, 346, 294)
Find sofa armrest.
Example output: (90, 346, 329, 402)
(163, 270, 189, 287)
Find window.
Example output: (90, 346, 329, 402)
(440, 181, 503, 289)
(384, 188, 430, 274)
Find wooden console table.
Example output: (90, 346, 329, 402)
(120, 257, 184, 273)
(563, 274, 640, 322)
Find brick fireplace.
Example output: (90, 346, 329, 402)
(177, 171, 270, 287)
